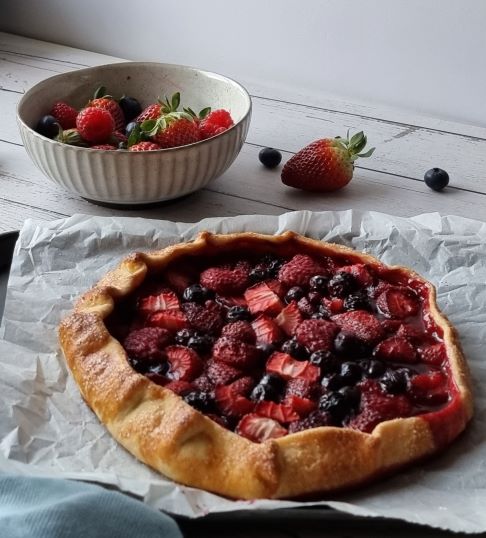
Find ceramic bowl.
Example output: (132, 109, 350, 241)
(16, 62, 252, 204)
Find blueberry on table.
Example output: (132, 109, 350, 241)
(119, 96, 142, 122)
(259, 147, 282, 168)
(36, 115, 60, 138)
(424, 168, 449, 191)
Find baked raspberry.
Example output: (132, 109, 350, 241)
(278, 254, 330, 287)
(229, 376, 255, 396)
(221, 321, 256, 343)
(123, 327, 171, 361)
(374, 336, 418, 363)
(295, 319, 339, 353)
(288, 410, 334, 433)
(164, 380, 194, 395)
(339, 264, 374, 286)
(200, 261, 250, 295)
(206, 359, 242, 386)
(332, 310, 385, 344)
(192, 374, 214, 392)
(212, 336, 261, 370)
(165, 346, 203, 381)
(285, 377, 318, 399)
(376, 286, 420, 319)
(182, 300, 224, 335)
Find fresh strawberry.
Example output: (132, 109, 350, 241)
(200, 261, 250, 295)
(339, 264, 374, 286)
(418, 343, 447, 366)
(251, 315, 283, 344)
(182, 300, 224, 335)
(76, 107, 115, 144)
(151, 115, 200, 148)
(332, 310, 385, 344)
(206, 359, 242, 386)
(221, 320, 256, 343)
(266, 352, 320, 382)
(215, 385, 255, 417)
(410, 371, 449, 406)
(148, 310, 188, 332)
(50, 101, 78, 129)
(136, 103, 162, 122)
(283, 395, 317, 417)
(373, 336, 417, 363)
(284, 377, 318, 399)
(244, 282, 284, 316)
(164, 380, 194, 395)
(236, 413, 287, 442)
(295, 319, 339, 353)
(376, 286, 420, 319)
(199, 109, 234, 139)
(138, 290, 180, 315)
(278, 254, 329, 287)
(396, 323, 426, 343)
(255, 401, 299, 423)
(212, 336, 260, 370)
(165, 345, 203, 381)
(90, 144, 117, 150)
(128, 141, 160, 151)
(322, 297, 344, 314)
(123, 327, 171, 360)
(275, 301, 303, 335)
(281, 131, 375, 192)
(89, 90, 125, 132)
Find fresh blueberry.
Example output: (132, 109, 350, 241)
(328, 272, 358, 297)
(380, 369, 409, 394)
(343, 291, 370, 311)
(175, 328, 196, 345)
(119, 96, 142, 122)
(309, 350, 341, 374)
(183, 391, 215, 413)
(187, 334, 214, 354)
(285, 286, 305, 303)
(334, 332, 370, 358)
(226, 306, 251, 322)
(339, 361, 363, 384)
(259, 147, 282, 168)
(424, 168, 449, 191)
(118, 141, 128, 150)
(309, 275, 328, 292)
(36, 115, 60, 139)
(125, 121, 139, 136)
(281, 339, 308, 360)
(182, 284, 213, 303)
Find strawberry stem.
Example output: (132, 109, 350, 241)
(336, 131, 375, 162)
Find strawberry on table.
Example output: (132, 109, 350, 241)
(50, 101, 78, 129)
(281, 131, 375, 192)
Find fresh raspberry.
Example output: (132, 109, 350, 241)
(123, 327, 171, 361)
(244, 282, 284, 316)
(128, 141, 161, 151)
(206, 359, 242, 386)
(332, 310, 385, 344)
(376, 286, 421, 319)
(275, 301, 303, 335)
(149, 310, 188, 332)
(215, 385, 255, 417)
(285, 377, 318, 399)
(221, 321, 256, 344)
(152, 117, 200, 149)
(89, 97, 125, 131)
(212, 336, 260, 370)
(283, 395, 317, 417)
(138, 290, 180, 315)
(90, 144, 117, 150)
(136, 103, 162, 122)
(200, 261, 250, 295)
(373, 336, 417, 363)
(339, 264, 374, 286)
(182, 300, 224, 335)
(266, 352, 320, 383)
(165, 345, 203, 382)
(254, 401, 299, 423)
(288, 410, 333, 433)
(278, 254, 330, 288)
(76, 107, 115, 144)
(50, 101, 78, 129)
(418, 343, 447, 366)
(199, 109, 234, 140)
(251, 315, 283, 345)
(348, 380, 412, 433)
(164, 380, 194, 395)
(236, 414, 287, 442)
(295, 319, 339, 353)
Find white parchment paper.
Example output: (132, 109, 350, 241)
(0, 210, 485, 533)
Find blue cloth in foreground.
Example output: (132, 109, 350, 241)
(0, 475, 183, 538)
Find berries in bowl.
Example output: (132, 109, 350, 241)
(16, 62, 251, 204)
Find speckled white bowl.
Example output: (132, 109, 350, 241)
(17, 62, 252, 204)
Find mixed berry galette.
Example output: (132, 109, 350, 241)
(59, 231, 473, 499)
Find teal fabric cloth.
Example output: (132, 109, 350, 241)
(0, 475, 183, 538)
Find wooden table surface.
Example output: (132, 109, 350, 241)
(1, 32, 485, 538)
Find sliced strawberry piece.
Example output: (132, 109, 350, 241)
(410, 371, 449, 406)
(374, 336, 418, 363)
(165, 345, 203, 381)
(339, 263, 374, 286)
(200, 261, 250, 295)
(255, 401, 299, 423)
(251, 315, 283, 345)
(396, 323, 426, 343)
(221, 321, 256, 344)
(206, 359, 242, 386)
(244, 282, 284, 316)
(322, 297, 344, 315)
(215, 385, 255, 417)
(266, 352, 320, 383)
(212, 336, 261, 370)
(418, 343, 447, 366)
(411, 370, 445, 391)
(164, 380, 194, 395)
(381, 319, 403, 334)
(164, 267, 194, 294)
(266, 278, 286, 298)
(332, 310, 385, 344)
(138, 290, 180, 315)
(278, 254, 330, 288)
(376, 286, 420, 319)
(216, 295, 248, 308)
(283, 395, 317, 417)
(236, 413, 287, 442)
(275, 301, 303, 335)
(182, 300, 224, 335)
(149, 310, 188, 332)
(295, 319, 339, 353)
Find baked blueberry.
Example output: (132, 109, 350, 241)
(309, 350, 340, 374)
(182, 284, 212, 303)
(343, 291, 370, 311)
(340, 361, 363, 384)
(184, 391, 215, 413)
(226, 306, 252, 322)
(318, 392, 350, 422)
(285, 286, 305, 303)
(175, 328, 196, 345)
(334, 332, 370, 358)
(281, 339, 308, 360)
(380, 369, 409, 394)
(187, 334, 214, 354)
(309, 275, 328, 292)
(328, 272, 357, 297)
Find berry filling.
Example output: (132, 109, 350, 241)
(107, 248, 457, 443)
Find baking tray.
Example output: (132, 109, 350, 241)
(0, 229, 483, 538)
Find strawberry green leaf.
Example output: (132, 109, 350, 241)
(127, 124, 142, 147)
(350, 135, 368, 154)
(349, 131, 365, 147)
(357, 147, 376, 158)
(94, 86, 107, 99)
(183, 107, 197, 118)
(140, 119, 157, 132)
(199, 107, 211, 119)
(171, 92, 181, 111)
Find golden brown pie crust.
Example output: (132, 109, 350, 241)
(59, 231, 473, 499)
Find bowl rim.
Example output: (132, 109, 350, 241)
(16, 60, 252, 153)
